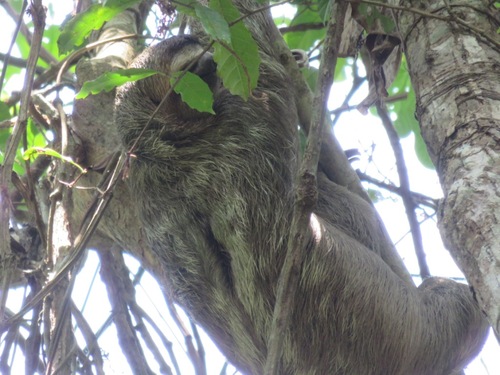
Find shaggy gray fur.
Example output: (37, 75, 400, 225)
(114, 28, 488, 375)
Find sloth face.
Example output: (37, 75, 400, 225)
(130, 36, 222, 122)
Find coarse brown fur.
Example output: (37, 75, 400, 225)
(114, 11, 488, 375)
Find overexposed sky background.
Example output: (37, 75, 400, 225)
(1, 1, 499, 374)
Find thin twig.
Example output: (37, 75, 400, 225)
(0, 0, 27, 95)
(331, 63, 365, 127)
(0, 0, 46, 325)
(0, 152, 126, 334)
(357, 171, 438, 210)
(98, 246, 154, 374)
(25, 276, 44, 375)
(132, 301, 180, 375)
(348, 0, 449, 21)
(55, 33, 139, 85)
(376, 103, 430, 278)
(279, 22, 325, 34)
(190, 322, 206, 375)
(0, 0, 57, 66)
(0, 53, 46, 74)
(347, 0, 500, 49)
(165, 293, 202, 374)
(69, 302, 105, 375)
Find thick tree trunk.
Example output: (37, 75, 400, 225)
(394, 0, 500, 339)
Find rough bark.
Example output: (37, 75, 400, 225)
(71, 7, 163, 274)
(393, 0, 500, 339)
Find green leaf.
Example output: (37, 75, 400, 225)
(9, 0, 24, 13)
(391, 86, 415, 138)
(15, 32, 32, 61)
(23, 147, 85, 172)
(317, 0, 333, 23)
(210, 0, 260, 99)
(58, 0, 140, 54)
(173, 0, 197, 16)
(0, 129, 11, 154)
(367, 188, 384, 203)
(0, 153, 24, 176)
(171, 72, 215, 114)
(195, 5, 231, 43)
(26, 118, 46, 149)
(390, 60, 414, 137)
(75, 68, 161, 99)
(302, 66, 319, 91)
(0, 102, 11, 121)
(274, 15, 291, 28)
(413, 127, 434, 169)
(284, 6, 325, 51)
(43, 25, 62, 59)
(356, 4, 395, 34)
(335, 58, 348, 81)
(389, 60, 433, 168)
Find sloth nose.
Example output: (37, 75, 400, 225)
(189, 53, 217, 79)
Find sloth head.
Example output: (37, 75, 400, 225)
(135, 36, 220, 114)
(115, 36, 224, 147)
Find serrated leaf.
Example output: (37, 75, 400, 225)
(58, 0, 140, 54)
(23, 147, 85, 172)
(75, 68, 161, 99)
(210, 0, 260, 99)
(170, 72, 215, 114)
(195, 5, 231, 43)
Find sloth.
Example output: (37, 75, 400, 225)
(114, 33, 488, 375)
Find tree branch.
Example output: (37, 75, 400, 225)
(264, 2, 349, 373)
(0, 0, 45, 324)
(98, 246, 154, 374)
(0, 0, 27, 95)
(279, 22, 325, 34)
(0, 0, 58, 66)
(347, 0, 500, 48)
(376, 103, 430, 278)
(357, 171, 438, 210)
(70, 301, 105, 375)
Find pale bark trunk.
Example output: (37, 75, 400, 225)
(394, 0, 500, 339)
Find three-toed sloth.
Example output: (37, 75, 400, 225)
(114, 34, 488, 375)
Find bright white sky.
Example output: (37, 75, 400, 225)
(1, 1, 499, 374)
